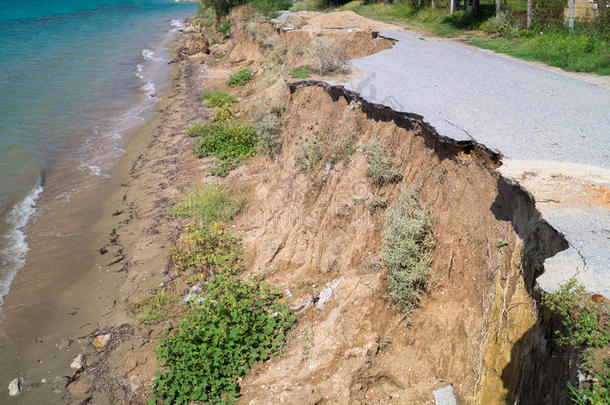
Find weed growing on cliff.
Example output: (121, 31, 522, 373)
(217, 18, 231, 35)
(306, 37, 345, 75)
(202, 90, 236, 108)
(130, 289, 178, 324)
(290, 66, 310, 79)
(368, 195, 387, 213)
(186, 122, 205, 138)
(173, 222, 242, 280)
(542, 279, 610, 348)
(251, 93, 286, 155)
(171, 185, 244, 226)
(383, 189, 434, 312)
(151, 275, 295, 404)
(227, 66, 253, 87)
(364, 139, 403, 185)
(190, 122, 257, 176)
(294, 135, 324, 172)
(542, 279, 610, 404)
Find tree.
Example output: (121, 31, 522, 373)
(201, 0, 247, 23)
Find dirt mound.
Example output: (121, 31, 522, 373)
(299, 10, 398, 32)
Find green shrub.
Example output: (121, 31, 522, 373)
(368, 195, 387, 213)
(214, 105, 235, 121)
(201, 0, 247, 23)
(202, 90, 236, 108)
(481, 11, 519, 38)
(227, 67, 254, 87)
(250, 0, 292, 17)
(306, 37, 345, 75)
(151, 275, 295, 404)
(383, 190, 434, 312)
(186, 122, 205, 137)
(252, 102, 283, 155)
(190, 122, 257, 175)
(294, 136, 324, 172)
(290, 66, 311, 79)
(172, 222, 243, 279)
(130, 290, 178, 324)
(290, 0, 324, 12)
(364, 139, 403, 185)
(218, 18, 231, 35)
(171, 185, 244, 225)
(533, 0, 567, 27)
(542, 279, 610, 348)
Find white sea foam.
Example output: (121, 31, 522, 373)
(135, 63, 144, 80)
(141, 81, 156, 97)
(169, 18, 184, 32)
(0, 184, 43, 306)
(142, 48, 155, 59)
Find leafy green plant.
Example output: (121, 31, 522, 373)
(383, 189, 434, 312)
(217, 18, 231, 35)
(130, 289, 178, 324)
(294, 135, 324, 172)
(364, 139, 403, 185)
(190, 122, 257, 175)
(202, 90, 236, 108)
(214, 105, 235, 122)
(151, 275, 295, 404)
(290, 66, 310, 79)
(542, 279, 610, 348)
(480, 11, 518, 38)
(171, 185, 244, 225)
(252, 104, 283, 155)
(227, 67, 253, 87)
(368, 195, 387, 213)
(172, 222, 242, 279)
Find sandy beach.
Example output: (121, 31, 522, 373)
(0, 29, 210, 403)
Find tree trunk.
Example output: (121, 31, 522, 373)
(450, 0, 455, 14)
(526, 0, 533, 28)
(568, 0, 576, 32)
(496, 0, 501, 16)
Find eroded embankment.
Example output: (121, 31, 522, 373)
(221, 81, 571, 403)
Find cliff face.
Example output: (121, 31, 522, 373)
(56, 10, 583, 404)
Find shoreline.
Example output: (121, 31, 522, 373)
(0, 25, 208, 403)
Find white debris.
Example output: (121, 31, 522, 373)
(316, 277, 344, 310)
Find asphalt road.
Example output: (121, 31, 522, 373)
(343, 30, 610, 296)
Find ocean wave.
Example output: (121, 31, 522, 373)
(169, 18, 184, 32)
(0, 184, 43, 305)
(141, 81, 156, 97)
(141, 48, 163, 62)
(135, 63, 144, 81)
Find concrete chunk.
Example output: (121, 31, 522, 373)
(433, 384, 457, 405)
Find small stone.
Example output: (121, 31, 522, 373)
(70, 354, 85, 370)
(41, 378, 47, 384)
(8, 377, 22, 396)
(57, 337, 72, 351)
(129, 374, 143, 392)
(92, 334, 111, 349)
(68, 376, 93, 395)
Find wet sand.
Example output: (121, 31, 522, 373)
(0, 33, 210, 403)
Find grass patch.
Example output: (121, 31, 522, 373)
(383, 189, 434, 312)
(294, 135, 324, 172)
(188, 122, 257, 176)
(227, 66, 254, 87)
(130, 289, 178, 324)
(364, 138, 403, 185)
(543, 279, 610, 404)
(470, 31, 610, 75)
(250, 0, 292, 17)
(171, 185, 244, 226)
(290, 66, 311, 79)
(202, 90, 236, 108)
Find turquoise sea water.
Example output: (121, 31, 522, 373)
(0, 0, 197, 303)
